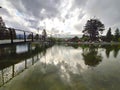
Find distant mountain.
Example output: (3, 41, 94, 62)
(16, 34, 24, 39)
(51, 34, 82, 38)
(16, 34, 30, 39)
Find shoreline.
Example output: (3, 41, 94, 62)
(57, 42, 120, 45)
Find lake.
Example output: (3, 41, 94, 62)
(0, 43, 120, 90)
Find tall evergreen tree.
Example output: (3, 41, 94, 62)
(106, 28, 112, 42)
(42, 29, 47, 41)
(0, 16, 7, 39)
(34, 34, 39, 40)
(114, 28, 119, 42)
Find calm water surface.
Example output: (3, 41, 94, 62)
(0, 44, 120, 90)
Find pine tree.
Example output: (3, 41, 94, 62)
(114, 28, 119, 42)
(0, 16, 7, 39)
(42, 29, 47, 41)
(106, 28, 112, 42)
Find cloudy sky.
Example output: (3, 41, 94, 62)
(0, 0, 120, 36)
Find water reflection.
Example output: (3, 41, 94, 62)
(1, 44, 120, 90)
(101, 45, 120, 58)
(41, 44, 120, 89)
(0, 43, 52, 86)
(34, 44, 120, 89)
(82, 45, 102, 67)
(16, 44, 29, 53)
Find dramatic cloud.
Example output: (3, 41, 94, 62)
(86, 0, 120, 26)
(11, 0, 61, 19)
(0, 0, 120, 35)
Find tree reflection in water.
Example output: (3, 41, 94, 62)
(69, 44, 79, 49)
(67, 44, 120, 66)
(82, 45, 102, 67)
(1, 44, 120, 90)
(102, 45, 113, 58)
(101, 45, 120, 58)
(0, 43, 53, 87)
(113, 46, 119, 58)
